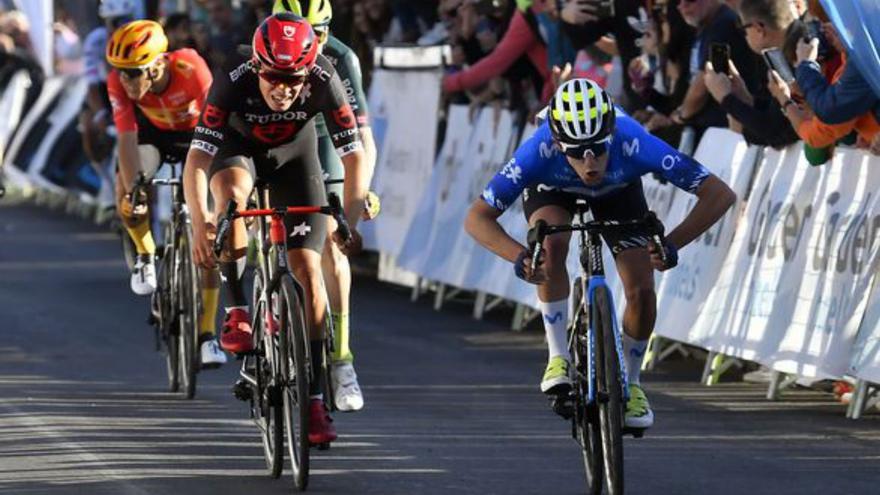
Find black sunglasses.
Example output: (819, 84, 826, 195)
(559, 141, 609, 159)
(120, 67, 148, 79)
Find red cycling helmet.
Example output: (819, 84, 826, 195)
(252, 12, 318, 74)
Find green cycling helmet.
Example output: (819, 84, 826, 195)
(272, 0, 332, 28)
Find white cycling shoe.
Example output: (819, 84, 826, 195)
(332, 362, 364, 411)
(131, 255, 157, 296)
(200, 339, 228, 369)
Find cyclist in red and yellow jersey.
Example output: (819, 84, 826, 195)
(106, 20, 226, 367)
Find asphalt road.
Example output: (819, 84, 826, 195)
(1, 202, 878, 495)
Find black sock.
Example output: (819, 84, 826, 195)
(310, 339, 325, 397)
(220, 258, 247, 308)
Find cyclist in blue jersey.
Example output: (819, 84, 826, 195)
(465, 78, 736, 429)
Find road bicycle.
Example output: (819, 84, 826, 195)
(129, 166, 201, 399)
(527, 210, 668, 495)
(214, 186, 350, 491)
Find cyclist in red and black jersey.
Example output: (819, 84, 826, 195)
(182, 13, 368, 445)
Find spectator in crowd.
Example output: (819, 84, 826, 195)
(793, 14, 880, 131)
(667, 0, 760, 139)
(204, 0, 248, 71)
(0, 9, 33, 56)
(441, 1, 554, 111)
(768, 20, 879, 158)
(0, 11, 43, 94)
(240, 0, 273, 30)
(628, 0, 694, 145)
(163, 12, 197, 51)
(703, 0, 799, 148)
(558, 0, 650, 109)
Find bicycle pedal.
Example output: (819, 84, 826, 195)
(623, 426, 646, 439)
(232, 379, 252, 402)
(550, 393, 575, 420)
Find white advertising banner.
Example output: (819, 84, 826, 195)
(687, 145, 880, 380)
(653, 128, 758, 342)
(359, 69, 442, 255)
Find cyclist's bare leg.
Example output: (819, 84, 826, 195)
(614, 248, 656, 340)
(322, 216, 353, 363)
(529, 205, 573, 363)
(529, 205, 573, 302)
(614, 248, 656, 385)
(288, 247, 331, 399)
(210, 166, 253, 309)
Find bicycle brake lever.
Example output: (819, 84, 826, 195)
(528, 220, 548, 272)
(327, 193, 351, 242)
(213, 199, 238, 257)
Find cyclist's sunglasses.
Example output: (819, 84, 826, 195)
(258, 69, 308, 87)
(314, 27, 330, 45)
(558, 140, 609, 159)
(120, 66, 149, 79)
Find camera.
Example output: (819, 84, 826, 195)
(804, 20, 830, 59)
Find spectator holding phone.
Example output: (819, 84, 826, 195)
(793, 13, 880, 128)
(769, 20, 880, 158)
(668, 0, 760, 139)
(703, 0, 798, 148)
(558, 0, 647, 108)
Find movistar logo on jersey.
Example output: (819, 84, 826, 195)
(539, 141, 557, 159)
(623, 138, 640, 157)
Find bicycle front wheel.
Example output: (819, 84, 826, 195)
(593, 285, 624, 494)
(177, 223, 199, 399)
(253, 269, 284, 477)
(278, 274, 310, 491)
(572, 277, 603, 495)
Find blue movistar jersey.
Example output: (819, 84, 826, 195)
(481, 110, 711, 211)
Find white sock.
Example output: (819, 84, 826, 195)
(539, 299, 570, 361)
(623, 332, 649, 386)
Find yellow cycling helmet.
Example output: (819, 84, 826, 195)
(273, 0, 332, 28)
(106, 20, 168, 69)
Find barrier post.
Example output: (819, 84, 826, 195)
(765, 371, 796, 400)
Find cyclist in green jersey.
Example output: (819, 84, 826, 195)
(273, 0, 378, 412)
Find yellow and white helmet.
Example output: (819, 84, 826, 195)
(548, 78, 616, 146)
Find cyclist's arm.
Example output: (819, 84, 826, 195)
(321, 68, 367, 228)
(107, 73, 141, 192)
(343, 49, 376, 180)
(665, 175, 736, 249)
(183, 147, 213, 224)
(116, 131, 141, 192)
(465, 200, 526, 263)
(358, 125, 376, 181)
(631, 119, 736, 249)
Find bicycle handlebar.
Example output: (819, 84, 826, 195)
(526, 212, 669, 273)
(212, 193, 351, 258)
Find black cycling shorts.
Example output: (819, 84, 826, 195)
(522, 180, 652, 256)
(208, 121, 327, 253)
(135, 109, 193, 164)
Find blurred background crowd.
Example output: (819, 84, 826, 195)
(1, 0, 879, 164)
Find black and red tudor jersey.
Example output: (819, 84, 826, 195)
(191, 53, 362, 156)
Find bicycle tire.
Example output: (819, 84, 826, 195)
(571, 277, 603, 495)
(278, 274, 310, 491)
(322, 314, 336, 412)
(593, 285, 624, 494)
(177, 223, 199, 399)
(159, 240, 180, 393)
(253, 269, 284, 477)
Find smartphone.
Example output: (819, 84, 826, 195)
(762, 47, 795, 83)
(710, 42, 730, 75)
(805, 20, 830, 59)
(584, 0, 615, 19)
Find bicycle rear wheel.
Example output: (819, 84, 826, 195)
(177, 223, 199, 399)
(571, 277, 603, 495)
(278, 274, 310, 491)
(593, 285, 624, 494)
(253, 269, 284, 477)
